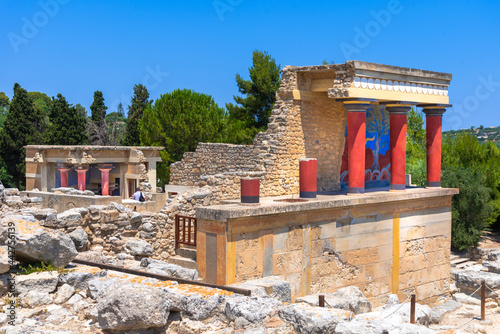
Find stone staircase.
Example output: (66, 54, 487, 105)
(167, 247, 198, 271)
(450, 254, 484, 270)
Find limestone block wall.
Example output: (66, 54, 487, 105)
(170, 64, 350, 199)
(196, 189, 455, 307)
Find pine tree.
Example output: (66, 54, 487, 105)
(122, 84, 151, 146)
(226, 50, 281, 143)
(45, 94, 88, 145)
(88, 91, 109, 145)
(0, 83, 45, 188)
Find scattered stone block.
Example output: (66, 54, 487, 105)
(230, 276, 291, 303)
(124, 239, 153, 256)
(68, 226, 89, 251)
(54, 283, 76, 304)
(295, 286, 371, 314)
(16, 271, 59, 294)
(429, 300, 461, 324)
(226, 296, 282, 324)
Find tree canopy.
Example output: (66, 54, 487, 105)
(140, 89, 226, 184)
(45, 94, 88, 145)
(88, 91, 109, 145)
(122, 84, 151, 146)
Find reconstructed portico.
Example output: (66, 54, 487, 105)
(25, 146, 163, 199)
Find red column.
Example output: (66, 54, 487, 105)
(423, 107, 447, 187)
(299, 158, 317, 198)
(57, 167, 71, 188)
(241, 178, 260, 204)
(99, 167, 113, 196)
(344, 101, 374, 194)
(387, 105, 411, 191)
(75, 168, 89, 191)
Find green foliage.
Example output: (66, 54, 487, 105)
(322, 60, 335, 65)
(226, 50, 281, 143)
(45, 94, 88, 145)
(123, 84, 151, 146)
(107, 103, 128, 146)
(140, 89, 226, 185)
(406, 108, 426, 187)
(0, 92, 9, 108)
(89, 91, 109, 145)
(0, 83, 45, 188)
(18, 261, 72, 275)
(442, 166, 493, 250)
(0, 106, 6, 129)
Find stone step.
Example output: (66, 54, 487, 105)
(175, 247, 196, 260)
(167, 255, 198, 271)
(456, 260, 478, 269)
(451, 257, 469, 266)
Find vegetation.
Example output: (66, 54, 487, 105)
(140, 89, 227, 184)
(88, 91, 109, 146)
(407, 111, 500, 250)
(122, 84, 151, 146)
(226, 50, 281, 144)
(45, 94, 88, 145)
(0, 83, 46, 188)
(18, 261, 72, 275)
(107, 103, 127, 146)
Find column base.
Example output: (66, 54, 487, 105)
(390, 184, 406, 191)
(348, 187, 365, 194)
(300, 191, 317, 199)
(426, 181, 441, 188)
(241, 196, 260, 204)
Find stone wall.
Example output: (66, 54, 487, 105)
(195, 188, 456, 307)
(170, 64, 349, 199)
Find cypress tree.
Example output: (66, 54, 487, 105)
(122, 84, 151, 146)
(89, 91, 109, 145)
(45, 94, 88, 145)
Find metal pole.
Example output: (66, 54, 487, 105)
(481, 280, 486, 321)
(319, 295, 325, 307)
(410, 294, 416, 324)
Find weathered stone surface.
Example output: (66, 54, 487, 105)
(0, 247, 10, 274)
(16, 271, 59, 294)
(58, 266, 107, 290)
(12, 219, 78, 267)
(483, 260, 500, 274)
(96, 284, 171, 331)
(124, 239, 153, 256)
(57, 209, 82, 227)
(142, 258, 198, 280)
(68, 226, 89, 251)
(226, 296, 282, 324)
(19, 290, 53, 308)
(429, 300, 461, 324)
(335, 318, 437, 334)
(54, 283, 76, 304)
(75, 250, 109, 264)
(360, 302, 432, 326)
(295, 286, 371, 315)
(179, 293, 230, 321)
(455, 270, 500, 296)
(230, 276, 291, 303)
(279, 302, 352, 334)
(87, 277, 122, 300)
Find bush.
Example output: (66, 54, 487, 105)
(442, 166, 493, 251)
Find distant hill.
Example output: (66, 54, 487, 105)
(444, 126, 500, 148)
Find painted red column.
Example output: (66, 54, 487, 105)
(99, 166, 113, 196)
(423, 107, 447, 187)
(386, 105, 412, 191)
(75, 167, 89, 191)
(241, 178, 260, 204)
(57, 167, 71, 188)
(344, 100, 375, 194)
(299, 158, 317, 198)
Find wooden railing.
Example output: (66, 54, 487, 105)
(175, 215, 197, 248)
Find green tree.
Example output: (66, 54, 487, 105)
(0, 83, 45, 188)
(226, 50, 281, 143)
(88, 91, 109, 145)
(122, 84, 151, 146)
(140, 89, 226, 185)
(406, 108, 426, 187)
(107, 103, 127, 146)
(75, 103, 87, 118)
(0, 92, 9, 108)
(45, 94, 88, 145)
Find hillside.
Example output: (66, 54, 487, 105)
(445, 126, 500, 148)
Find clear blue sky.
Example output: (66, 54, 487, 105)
(1, 0, 499, 131)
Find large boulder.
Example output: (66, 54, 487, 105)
(124, 239, 153, 256)
(141, 258, 198, 280)
(16, 271, 59, 294)
(295, 286, 371, 315)
(0, 248, 10, 274)
(455, 270, 500, 297)
(279, 302, 353, 334)
(57, 209, 82, 227)
(229, 276, 291, 303)
(335, 318, 438, 334)
(87, 277, 123, 300)
(96, 284, 172, 331)
(225, 296, 282, 324)
(6, 218, 77, 268)
(68, 227, 89, 251)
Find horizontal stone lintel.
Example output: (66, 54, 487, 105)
(196, 188, 458, 221)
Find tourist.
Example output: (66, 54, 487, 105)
(131, 190, 145, 202)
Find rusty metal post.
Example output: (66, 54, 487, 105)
(481, 280, 486, 321)
(319, 295, 325, 307)
(410, 294, 416, 324)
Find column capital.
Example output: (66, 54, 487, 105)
(381, 101, 417, 115)
(421, 104, 452, 116)
(340, 98, 378, 112)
